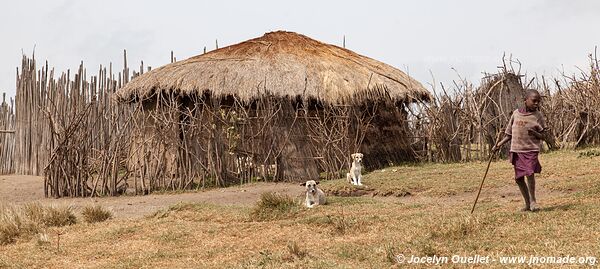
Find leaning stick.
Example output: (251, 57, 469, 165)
(471, 131, 503, 214)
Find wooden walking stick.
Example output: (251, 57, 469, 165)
(471, 132, 503, 214)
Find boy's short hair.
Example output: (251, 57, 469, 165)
(524, 89, 540, 99)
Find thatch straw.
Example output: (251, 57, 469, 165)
(116, 31, 430, 104)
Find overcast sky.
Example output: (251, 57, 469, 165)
(1, 0, 599, 99)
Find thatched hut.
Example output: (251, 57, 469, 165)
(116, 31, 430, 189)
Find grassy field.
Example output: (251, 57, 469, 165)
(1, 149, 599, 268)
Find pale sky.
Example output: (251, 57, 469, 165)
(1, 0, 599, 99)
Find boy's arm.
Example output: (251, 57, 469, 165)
(528, 129, 544, 139)
(493, 135, 511, 152)
(539, 126, 559, 149)
(534, 112, 550, 141)
(493, 113, 514, 152)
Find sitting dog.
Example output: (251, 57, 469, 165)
(301, 180, 326, 208)
(346, 153, 364, 186)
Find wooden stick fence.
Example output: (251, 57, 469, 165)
(1, 93, 16, 174)
(8, 52, 141, 197)
(1, 50, 599, 196)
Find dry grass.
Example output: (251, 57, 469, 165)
(81, 205, 112, 224)
(0, 203, 77, 245)
(0, 206, 22, 245)
(0, 149, 599, 268)
(286, 241, 309, 260)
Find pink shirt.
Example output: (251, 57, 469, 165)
(505, 108, 546, 152)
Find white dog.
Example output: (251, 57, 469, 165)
(346, 153, 364, 186)
(301, 180, 326, 208)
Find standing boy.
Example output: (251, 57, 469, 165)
(494, 89, 547, 212)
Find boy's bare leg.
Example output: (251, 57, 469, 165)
(516, 177, 531, 211)
(526, 175, 539, 211)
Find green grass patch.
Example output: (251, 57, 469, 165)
(250, 192, 302, 221)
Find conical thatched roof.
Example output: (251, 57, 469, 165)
(116, 31, 430, 104)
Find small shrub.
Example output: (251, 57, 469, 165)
(0, 224, 20, 245)
(0, 206, 22, 245)
(81, 205, 112, 223)
(331, 215, 352, 235)
(329, 208, 356, 235)
(257, 250, 275, 266)
(287, 241, 308, 260)
(22, 203, 45, 224)
(44, 206, 77, 227)
(384, 243, 397, 264)
(250, 192, 300, 221)
(21, 203, 46, 233)
(578, 149, 600, 158)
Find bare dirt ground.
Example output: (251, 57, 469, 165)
(0, 175, 305, 219)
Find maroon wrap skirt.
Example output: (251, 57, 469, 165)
(510, 151, 542, 179)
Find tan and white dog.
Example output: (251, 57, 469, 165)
(346, 153, 364, 186)
(301, 180, 326, 208)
